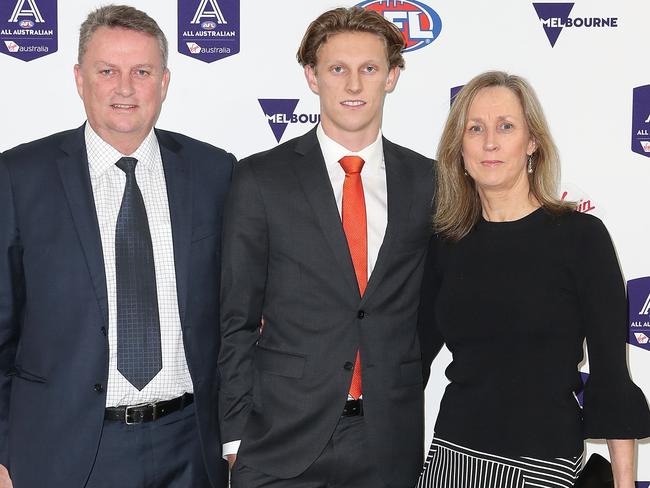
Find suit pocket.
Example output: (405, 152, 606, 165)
(9, 365, 47, 383)
(191, 223, 219, 243)
(399, 359, 423, 387)
(255, 346, 305, 379)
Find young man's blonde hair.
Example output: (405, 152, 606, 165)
(297, 7, 405, 70)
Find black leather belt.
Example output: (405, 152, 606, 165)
(105, 393, 194, 424)
(342, 398, 363, 417)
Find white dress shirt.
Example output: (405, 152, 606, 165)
(85, 124, 193, 407)
(223, 125, 388, 457)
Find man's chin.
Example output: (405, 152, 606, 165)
(106, 124, 148, 139)
(328, 118, 375, 133)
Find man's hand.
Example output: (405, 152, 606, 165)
(227, 454, 237, 471)
(0, 464, 12, 488)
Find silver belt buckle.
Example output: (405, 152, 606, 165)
(124, 402, 153, 425)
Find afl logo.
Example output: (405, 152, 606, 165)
(201, 21, 217, 30)
(356, 0, 442, 52)
(19, 20, 35, 29)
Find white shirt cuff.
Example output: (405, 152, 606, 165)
(222, 440, 241, 459)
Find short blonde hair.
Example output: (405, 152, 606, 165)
(434, 71, 574, 241)
(296, 7, 405, 70)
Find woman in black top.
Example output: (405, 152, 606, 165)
(417, 71, 650, 488)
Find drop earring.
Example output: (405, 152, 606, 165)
(527, 154, 533, 174)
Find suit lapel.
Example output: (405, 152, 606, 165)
(157, 130, 191, 325)
(56, 126, 109, 326)
(361, 139, 414, 305)
(292, 129, 361, 299)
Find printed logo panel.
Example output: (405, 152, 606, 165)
(450, 85, 463, 107)
(628, 277, 650, 352)
(532, 2, 618, 48)
(560, 183, 603, 218)
(258, 99, 320, 144)
(178, 0, 239, 63)
(631, 85, 650, 158)
(356, 0, 442, 53)
(0, 0, 57, 61)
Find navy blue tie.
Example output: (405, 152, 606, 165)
(115, 157, 162, 390)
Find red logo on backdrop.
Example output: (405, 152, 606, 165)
(356, 0, 442, 53)
(560, 191, 595, 214)
(560, 183, 603, 218)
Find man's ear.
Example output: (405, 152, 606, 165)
(160, 68, 171, 103)
(304, 65, 320, 95)
(73, 64, 84, 100)
(385, 66, 400, 93)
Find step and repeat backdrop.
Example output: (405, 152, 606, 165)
(1, 0, 648, 481)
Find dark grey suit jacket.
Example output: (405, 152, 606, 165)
(0, 126, 233, 487)
(219, 127, 434, 488)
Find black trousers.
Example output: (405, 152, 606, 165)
(85, 404, 212, 488)
(231, 415, 387, 488)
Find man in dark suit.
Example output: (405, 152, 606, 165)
(0, 5, 232, 488)
(219, 7, 434, 488)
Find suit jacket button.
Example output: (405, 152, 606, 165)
(94, 384, 104, 393)
(100, 326, 107, 336)
(344, 361, 354, 370)
(357, 310, 365, 319)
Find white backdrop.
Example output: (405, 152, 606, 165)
(1, 0, 648, 482)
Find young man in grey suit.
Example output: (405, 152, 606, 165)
(0, 5, 232, 488)
(219, 7, 434, 487)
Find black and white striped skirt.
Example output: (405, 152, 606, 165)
(416, 437, 583, 488)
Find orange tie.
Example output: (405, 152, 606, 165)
(339, 155, 366, 400)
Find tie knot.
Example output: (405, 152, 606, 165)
(339, 155, 365, 175)
(116, 157, 138, 175)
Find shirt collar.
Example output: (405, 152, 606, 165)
(85, 123, 161, 179)
(316, 124, 384, 173)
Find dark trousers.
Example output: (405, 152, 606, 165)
(231, 415, 387, 488)
(85, 404, 212, 488)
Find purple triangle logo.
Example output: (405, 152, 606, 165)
(258, 99, 300, 143)
(533, 3, 574, 47)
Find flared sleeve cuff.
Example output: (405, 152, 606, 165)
(583, 377, 650, 440)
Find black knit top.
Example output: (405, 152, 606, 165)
(418, 208, 650, 458)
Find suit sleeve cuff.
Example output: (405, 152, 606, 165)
(222, 440, 241, 459)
